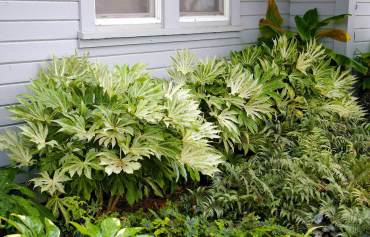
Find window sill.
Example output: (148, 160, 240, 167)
(79, 25, 242, 40)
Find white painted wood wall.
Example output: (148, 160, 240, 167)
(352, 0, 370, 53)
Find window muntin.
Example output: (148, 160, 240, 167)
(95, 0, 161, 25)
(180, 0, 228, 22)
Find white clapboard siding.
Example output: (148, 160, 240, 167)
(289, 0, 336, 28)
(353, 1, 370, 54)
(0, 107, 14, 127)
(0, 21, 79, 42)
(240, 0, 290, 44)
(290, 1, 336, 16)
(0, 1, 79, 21)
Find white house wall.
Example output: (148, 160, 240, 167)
(353, 0, 370, 53)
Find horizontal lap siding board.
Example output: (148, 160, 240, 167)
(353, 1, 370, 53)
(0, 1, 79, 21)
(240, 0, 290, 44)
(0, 21, 79, 42)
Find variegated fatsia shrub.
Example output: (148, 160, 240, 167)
(0, 56, 222, 211)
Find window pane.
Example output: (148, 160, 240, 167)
(96, 0, 155, 18)
(180, 0, 224, 16)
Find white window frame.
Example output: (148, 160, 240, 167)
(95, 0, 162, 25)
(179, 0, 230, 23)
(79, 0, 240, 42)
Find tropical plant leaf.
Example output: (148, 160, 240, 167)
(98, 151, 142, 175)
(316, 29, 351, 42)
(60, 149, 101, 179)
(266, 0, 283, 27)
(31, 170, 70, 196)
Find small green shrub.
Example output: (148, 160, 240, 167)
(0, 57, 222, 215)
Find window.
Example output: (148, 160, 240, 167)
(95, 0, 161, 25)
(79, 0, 240, 41)
(180, 0, 229, 22)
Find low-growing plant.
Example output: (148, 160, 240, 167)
(0, 56, 222, 215)
(120, 204, 307, 237)
(71, 217, 149, 237)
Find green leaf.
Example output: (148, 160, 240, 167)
(302, 8, 319, 28)
(328, 49, 368, 74)
(12, 214, 43, 236)
(144, 178, 164, 197)
(44, 218, 61, 237)
(98, 151, 142, 175)
(320, 14, 350, 26)
(31, 170, 71, 196)
(295, 16, 312, 41)
(116, 227, 144, 237)
(100, 218, 121, 237)
(70, 221, 98, 237)
(125, 181, 138, 206)
(61, 149, 101, 179)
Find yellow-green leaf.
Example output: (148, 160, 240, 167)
(316, 29, 351, 42)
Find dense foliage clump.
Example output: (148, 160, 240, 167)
(170, 37, 370, 236)
(0, 57, 222, 217)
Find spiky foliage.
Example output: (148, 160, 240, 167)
(0, 56, 222, 211)
(186, 37, 370, 236)
(168, 51, 274, 154)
